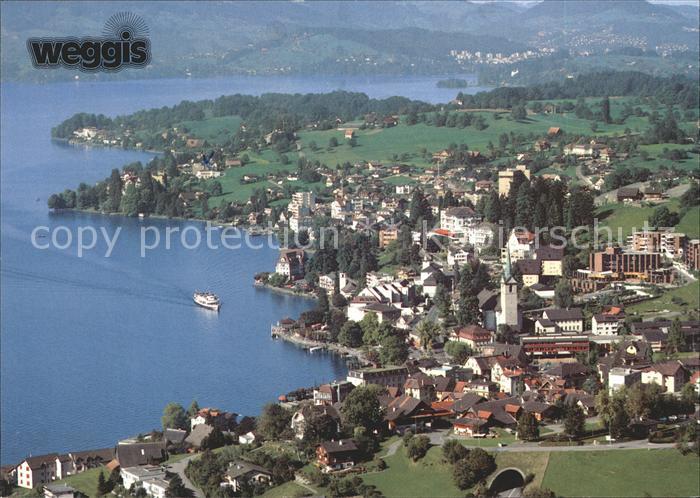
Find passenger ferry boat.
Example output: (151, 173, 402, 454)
(193, 291, 221, 311)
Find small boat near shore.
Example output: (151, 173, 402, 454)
(193, 291, 221, 311)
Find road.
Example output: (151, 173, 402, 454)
(419, 428, 676, 453)
(166, 455, 205, 498)
(595, 180, 691, 206)
(575, 165, 594, 188)
(595, 181, 649, 206)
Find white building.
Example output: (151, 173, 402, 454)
(503, 229, 536, 262)
(289, 191, 316, 218)
(592, 314, 623, 335)
(447, 246, 472, 266)
(141, 478, 169, 498)
(440, 206, 479, 233)
(540, 309, 584, 334)
(331, 199, 352, 221)
(289, 215, 314, 233)
(120, 466, 166, 491)
(608, 368, 641, 394)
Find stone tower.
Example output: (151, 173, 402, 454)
(498, 249, 521, 330)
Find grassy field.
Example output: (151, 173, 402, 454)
(627, 280, 700, 318)
(261, 480, 310, 498)
(594, 199, 698, 240)
(361, 445, 464, 498)
(677, 206, 700, 238)
(53, 466, 105, 496)
(595, 203, 661, 240)
(295, 108, 669, 168)
(178, 116, 242, 145)
(208, 149, 300, 204)
(541, 450, 700, 497)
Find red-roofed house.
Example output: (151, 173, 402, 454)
(452, 325, 493, 351)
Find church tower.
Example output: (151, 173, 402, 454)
(498, 249, 521, 330)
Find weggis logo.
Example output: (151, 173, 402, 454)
(27, 12, 151, 71)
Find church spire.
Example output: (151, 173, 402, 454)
(503, 247, 513, 282)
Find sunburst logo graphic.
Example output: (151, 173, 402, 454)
(102, 12, 150, 41)
(27, 11, 151, 72)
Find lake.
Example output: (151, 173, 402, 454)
(0, 74, 485, 464)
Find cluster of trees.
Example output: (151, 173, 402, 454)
(603, 165, 652, 191)
(646, 107, 687, 144)
(53, 91, 436, 147)
(478, 174, 595, 232)
(456, 72, 699, 111)
(96, 469, 122, 496)
(517, 412, 540, 441)
(432, 259, 492, 330)
(442, 440, 497, 490)
(337, 315, 409, 364)
(47, 160, 200, 219)
(403, 432, 431, 461)
(648, 205, 681, 228)
(305, 228, 379, 286)
(596, 381, 697, 440)
(405, 109, 488, 130)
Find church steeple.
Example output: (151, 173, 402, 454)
(502, 247, 517, 285)
(503, 247, 513, 282)
(497, 247, 521, 331)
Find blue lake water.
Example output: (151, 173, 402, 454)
(0, 74, 484, 464)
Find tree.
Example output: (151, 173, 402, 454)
(442, 439, 469, 464)
(524, 486, 557, 498)
(648, 206, 680, 228)
(338, 321, 363, 348)
(328, 137, 338, 148)
(406, 435, 431, 461)
(667, 318, 686, 353)
(444, 341, 472, 364)
(598, 390, 629, 439)
(379, 334, 409, 366)
(512, 104, 528, 121)
(453, 458, 477, 490)
(304, 411, 338, 443)
(455, 295, 480, 327)
(317, 290, 330, 315)
(517, 411, 540, 441)
(341, 385, 384, 432)
(167, 474, 190, 497)
(453, 448, 496, 490)
(679, 182, 699, 209)
(433, 284, 452, 319)
(161, 402, 188, 430)
(107, 168, 123, 212)
(563, 404, 586, 438)
(258, 403, 292, 440)
(554, 278, 574, 309)
(0, 479, 12, 497)
(97, 470, 112, 495)
(416, 320, 441, 351)
(201, 427, 227, 450)
(119, 183, 140, 216)
(359, 313, 381, 345)
(187, 400, 200, 418)
(601, 96, 612, 124)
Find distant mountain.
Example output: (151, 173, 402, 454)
(523, 0, 682, 20)
(1, 0, 697, 82)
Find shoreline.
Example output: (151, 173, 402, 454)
(253, 281, 317, 299)
(270, 323, 366, 364)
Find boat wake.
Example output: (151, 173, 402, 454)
(1, 266, 192, 307)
